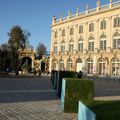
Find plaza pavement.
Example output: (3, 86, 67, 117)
(0, 75, 120, 120)
(0, 76, 77, 120)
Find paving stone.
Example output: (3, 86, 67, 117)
(0, 76, 77, 120)
(0, 76, 119, 120)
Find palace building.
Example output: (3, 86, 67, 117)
(49, 0, 120, 78)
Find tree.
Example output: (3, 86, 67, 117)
(8, 26, 30, 74)
(8, 26, 30, 49)
(0, 44, 10, 71)
(36, 43, 47, 59)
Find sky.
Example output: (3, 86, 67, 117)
(0, 0, 116, 51)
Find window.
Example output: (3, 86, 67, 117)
(113, 32, 120, 49)
(89, 23, 94, 32)
(52, 59, 57, 70)
(98, 58, 106, 75)
(78, 38, 83, 52)
(67, 59, 73, 71)
(54, 31, 58, 38)
(62, 29, 65, 37)
(70, 27, 74, 35)
(100, 20, 106, 30)
(100, 34, 106, 50)
(87, 58, 93, 74)
(59, 59, 64, 71)
(69, 39, 74, 52)
(61, 41, 65, 53)
(88, 36, 94, 51)
(111, 58, 120, 76)
(54, 42, 58, 53)
(114, 17, 120, 27)
(79, 25, 83, 34)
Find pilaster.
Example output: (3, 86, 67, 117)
(74, 24, 78, 53)
(107, 16, 112, 52)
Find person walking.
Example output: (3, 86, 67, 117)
(78, 71, 83, 79)
(33, 68, 37, 77)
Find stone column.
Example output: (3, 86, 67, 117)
(31, 58, 34, 69)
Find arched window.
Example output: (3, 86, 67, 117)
(111, 58, 120, 76)
(98, 58, 106, 75)
(100, 34, 107, 50)
(62, 29, 65, 37)
(113, 32, 120, 49)
(61, 41, 65, 53)
(70, 27, 74, 35)
(114, 17, 120, 27)
(54, 42, 58, 53)
(87, 58, 93, 74)
(54, 31, 58, 38)
(79, 25, 83, 34)
(100, 20, 106, 30)
(67, 58, 73, 71)
(88, 36, 94, 51)
(69, 39, 74, 52)
(76, 58, 82, 63)
(78, 38, 83, 52)
(52, 59, 57, 70)
(89, 23, 94, 32)
(59, 59, 64, 71)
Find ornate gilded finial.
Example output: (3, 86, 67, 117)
(68, 10, 71, 16)
(60, 13, 62, 19)
(86, 4, 89, 10)
(53, 16, 56, 21)
(77, 7, 79, 13)
(52, 16, 56, 24)
(97, 0, 101, 6)
(110, 0, 112, 3)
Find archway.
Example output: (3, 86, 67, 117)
(21, 57, 32, 72)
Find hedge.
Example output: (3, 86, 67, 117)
(82, 100, 120, 120)
(57, 71, 78, 97)
(64, 78, 94, 113)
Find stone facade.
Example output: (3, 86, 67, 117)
(50, 0, 120, 78)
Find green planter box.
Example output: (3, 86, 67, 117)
(61, 78, 94, 113)
(78, 101, 96, 120)
(57, 71, 77, 97)
(84, 100, 120, 120)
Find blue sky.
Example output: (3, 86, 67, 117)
(0, 0, 116, 51)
